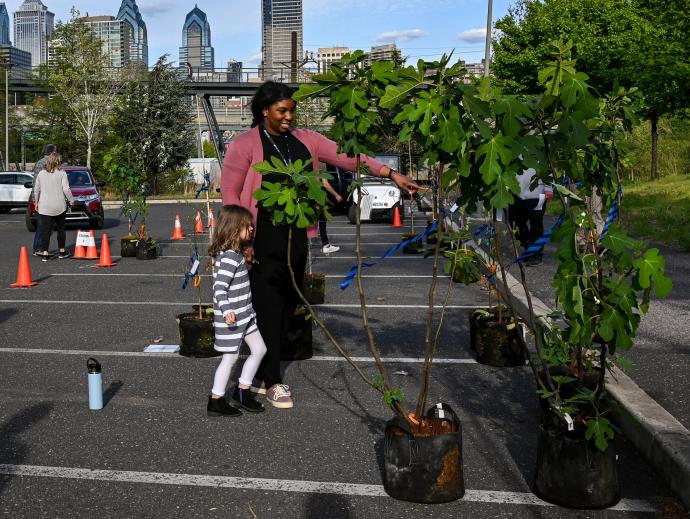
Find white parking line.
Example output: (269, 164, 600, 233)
(0, 464, 657, 512)
(47, 273, 449, 279)
(0, 300, 484, 309)
(159, 255, 430, 259)
(0, 348, 477, 364)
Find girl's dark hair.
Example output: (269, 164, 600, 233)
(208, 205, 253, 257)
(251, 81, 295, 127)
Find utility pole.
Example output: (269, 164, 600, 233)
(483, 0, 493, 77)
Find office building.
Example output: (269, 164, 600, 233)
(261, 0, 302, 79)
(179, 5, 214, 71)
(116, 0, 147, 66)
(317, 46, 348, 73)
(0, 44, 32, 78)
(227, 59, 242, 82)
(368, 44, 401, 64)
(83, 15, 134, 68)
(13, 0, 54, 67)
(0, 3, 10, 45)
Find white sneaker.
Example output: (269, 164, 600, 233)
(322, 244, 340, 254)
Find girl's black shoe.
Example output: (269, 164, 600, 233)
(207, 395, 242, 417)
(231, 386, 265, 413)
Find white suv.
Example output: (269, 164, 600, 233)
(0, 172, 33, 214)
(348, 176, 403, 224)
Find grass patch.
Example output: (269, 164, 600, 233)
(620, 175, 690, 251)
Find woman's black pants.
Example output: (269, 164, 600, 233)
(38, 212, 67, 252)
(250, 218, 307, 389)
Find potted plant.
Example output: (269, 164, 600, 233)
(103, 144, 147, 257)
(177, 241, 219, 358)
(463, 42, 673, 507)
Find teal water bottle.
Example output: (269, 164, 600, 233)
(87, 358, 103, 410)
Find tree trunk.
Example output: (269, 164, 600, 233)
(650, 115, 658, 181)
(86, 141, 92, 169)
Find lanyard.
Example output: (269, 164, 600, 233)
(262, 127, 292, 166)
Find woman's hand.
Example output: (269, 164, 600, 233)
(243, 246, 255, 265)
(390, 171, 421, 196)
(225, 312, 237, 325)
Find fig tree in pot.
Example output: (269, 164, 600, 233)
(177, 242, 219, 358)
(464, 42, 673, 508)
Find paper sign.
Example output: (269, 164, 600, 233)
(75, 231, 91, 247)
(564, 413, 575, 431)
(143, 344, 180, 353)
(450, 203, 459, 213)
(189, 259, 200, 276)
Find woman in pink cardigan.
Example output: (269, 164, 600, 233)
(221, 81, 419, 409)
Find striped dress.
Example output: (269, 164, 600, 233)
(212, 249, 258, 352)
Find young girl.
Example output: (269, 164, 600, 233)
(207, 205, 267, 416)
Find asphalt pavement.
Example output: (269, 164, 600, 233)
(0, 204, 686, 518)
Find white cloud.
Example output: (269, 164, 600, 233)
(374, 29, 428, 44)
(243, 50, 263, 66)
(457, 28, 487, 43)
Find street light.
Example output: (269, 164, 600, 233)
(0, 58, 14, 170)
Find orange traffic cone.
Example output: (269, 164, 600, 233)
(194, 211, 204, 233)
(10, 246, 38, 288)
(170, 214, 185, 240)
(85, 230, 99, 259)
(207, 211, 215, 229)
(73, 229, 86, 259)
(392, 205, 403, 228)
(94, 234, 117, 267)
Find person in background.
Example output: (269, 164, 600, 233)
(508, 168, 553, 266)
(32, 144, 57, 256)
(34, 152, 74, 261)
(221, 81, 420, 409)
(319, 177, 342, 254)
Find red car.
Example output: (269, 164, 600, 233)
(25, 166, 106, 231)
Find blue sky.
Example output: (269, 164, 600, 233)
(4, 0, 514, 68)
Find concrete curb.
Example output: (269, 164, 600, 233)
(470, 241, 690, 508)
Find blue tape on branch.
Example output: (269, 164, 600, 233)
(339, 222, 438, 290)
(600, 185, 623, 241)
(195, 173, 211, 199)
(181, 251, 199, 289)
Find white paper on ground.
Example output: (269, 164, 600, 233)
(143, 344, 180, 353)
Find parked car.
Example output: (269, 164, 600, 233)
(25, 166, 106, 231)
(0, 171, 34, 213)
(348, 176, 403, 224)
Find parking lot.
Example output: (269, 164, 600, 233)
(0, 203, 680, 518)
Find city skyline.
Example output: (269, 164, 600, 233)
(2, 0, 513, 69)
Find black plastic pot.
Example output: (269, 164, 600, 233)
(534, 427, 620, 508)
(303, 273, 325, 305)
(281, 305, 312, 360)
(120, 236, 138, 258)
(473, 309, 525, 366)
(402, 232, 424, 254)
(135, 239, 158, 260)
(383, 406, 465, 503)
(177, 312, 220, 357)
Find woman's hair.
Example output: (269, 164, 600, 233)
(251, 81, 296, 127)
(208, 205, 253, 257)
(45, 152, 62, 173)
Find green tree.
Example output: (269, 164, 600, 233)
(43, 9, 124, 168)
(113, 56, 196, 194)
(201, 140, 217, 158)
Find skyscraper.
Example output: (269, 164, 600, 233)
(227, 59, 243, 82)
(116, 0, 147, 66)
(261, 0, 302, 79)
(179, 5, 214, 71)
(0, 3, 10, 45)
(13, 0, 54, 66)
(83, 15, 134, 68)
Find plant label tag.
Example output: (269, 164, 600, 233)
(450, 203, 458, 213)
(564, 413, 574, 431)
(189, 259, 200, 276)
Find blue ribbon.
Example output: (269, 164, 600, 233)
(600, 185, 622, 241)
(182, 251, 200, 289)
(195, 173, 211, 199)
(339, 221, 438, 290)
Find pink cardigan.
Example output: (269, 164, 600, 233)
(221, 126, 386, 231)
